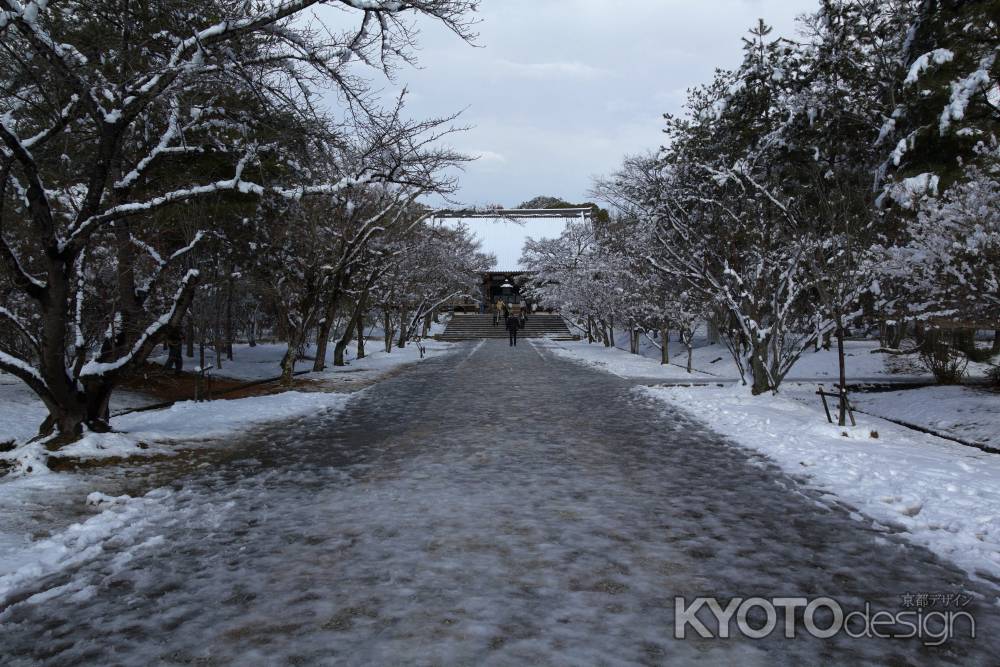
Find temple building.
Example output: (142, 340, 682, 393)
(436, 209, 590, 312)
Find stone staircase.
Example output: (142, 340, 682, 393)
(438, 313, 576, 341)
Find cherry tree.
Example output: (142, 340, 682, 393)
(520, 216, 625, 347)
(370, 220, 490, 353)
(0, 0, 477, 440)
(884, 143, 1000, 349)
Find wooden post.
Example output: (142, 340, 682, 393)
(817, 385, 833, 424)
(839, 387, 856, 427)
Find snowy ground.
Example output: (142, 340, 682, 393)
(851, 386, 1000, 451)
(0, 375, 152, 446)
(0, 338, 455, 461)
(310, 339, 456, 389)
(148, 317, 452, 382)
(1, 340, 998, 664)
(543, 339, 1000, 585)
(48, 391, 355, 464)
(146, 341, 392, 382)
(544, 339, 717, 382)
(544, 336, 945, 384)
(561, 321, 998, 383)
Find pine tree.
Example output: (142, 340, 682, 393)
(881, 0, 999, 201)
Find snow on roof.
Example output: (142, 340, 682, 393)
(446, 217, 570, 272)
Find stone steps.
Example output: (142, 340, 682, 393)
(439, 314, 575, 340)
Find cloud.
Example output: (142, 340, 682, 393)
(320, 0, 819, 207)
(493, 59, 610, 80)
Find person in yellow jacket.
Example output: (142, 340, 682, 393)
(494, 299, 505, 327)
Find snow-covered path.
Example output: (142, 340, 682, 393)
(2, 341, 998, 665)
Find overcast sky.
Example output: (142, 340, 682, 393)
(324, 0, 820, 208)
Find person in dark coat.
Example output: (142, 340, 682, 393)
(506, 313, 520, 347)
(165, 327, 184, 375)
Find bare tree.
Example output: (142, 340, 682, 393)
(0, 0, 477, 441)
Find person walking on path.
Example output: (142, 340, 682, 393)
(494, 299, 505, 327)
(506, 313, 520, 347)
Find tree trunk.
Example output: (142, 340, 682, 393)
(312, 317, 332, 372)
(37, 405, 86, 441)
(35, 267, 198, 441)
(313, 278, 346, 371)
(660, 326, 669, 365)
(836, 325, 848, 426)
(355, 291, 369, 359)
(749, 345, 771, 395)
(248, 306, 257, 348)
(586, 316, 594, 344)
(313, 305, 337, 372)
(212, 293, 223, 371)
(333, 324, 354, 367)
(397, 309, 409, 348)
(608, 316, 615, 347)
(225, 272, 234, 361)
(686, 341, 693, 374)
(993, 330, 1000, 354)
(357, 315, 366, 359)
(280, 344, 298, 386)
(36, 380, 115, 441)
(335, 298, 366, 367)
(84, 381, 115, 431)
(383, 309, 393, 354)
